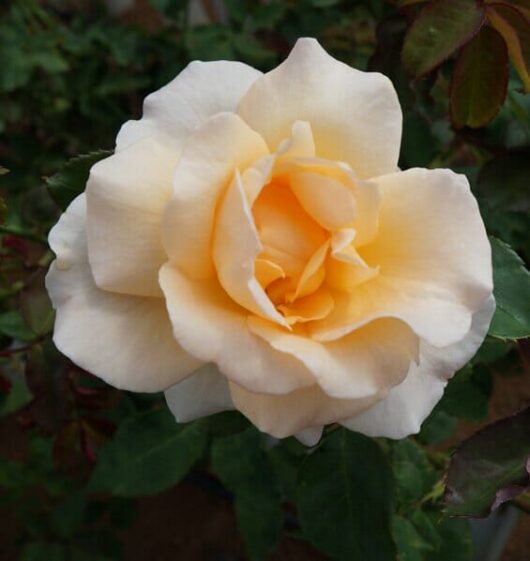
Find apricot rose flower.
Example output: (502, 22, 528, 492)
(46, 38, 494, 445)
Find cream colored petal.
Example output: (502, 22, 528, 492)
(116, 61, 261, 152)
(276, 120, 315, 159)
(241, 155, 275, 206)
(165, 363, 234, 423)
(162, 113, 269, 279)
(294, 427, 323, 447)
(289, 171, 356, 230)
(46, 195, 202, 392)
(315, 168, 493, 347)
(238, 38, 401, 179)
(86, 137, 176, 297)
(159, 264, 314, 394)
(342, 296, 495, 438)
(229, 381, 378, 439)
(213, 171, 287, 326)
(248, 315, 417, 400)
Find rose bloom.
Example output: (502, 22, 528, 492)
(46, 38, 494, 446)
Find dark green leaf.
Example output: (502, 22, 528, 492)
(211, 427, 282, 561)
(489, 237, 530, 339)
(444, 406, 530, 516)
(0, 310, 35, 341)
(438, 365, 490, 421)
(20, 269, 54, 337)
(418, 409, 458, 445)
(393, 440, 436, 505)
(450, 25, 508, 128)
(428, 518, 472, 561)
(297, 429, 395, 561)
(88, 409, 208, 497)
(21, 543, 67, 561)
(392, 515, 432, 561)
(50, 491, 87, 539)
(402, 0, 485, 76)
(0, 374, 33, 417)
(46, 150, 112, 210)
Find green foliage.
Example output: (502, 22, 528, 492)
(489, 237, 530, 340)
(46, 150, 112, 210)
(211, 427, 283, 561)
(89, 408, 209, 497)
(297, 429, 395, 561)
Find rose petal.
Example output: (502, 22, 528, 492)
(159, 264, 314, 394)
(289, 170, 357, 230)
(313, 168, 492, 347)
(247, 315, 418, 399)
(162, 113, 269, 279)
(46, 195, 202, 392)
(116, 61, 261, 152)
(213, 171, 287, 326)
(341, 296, 495, 438)
(165, 363, 234, 423)
(238, 38, 401, 179)
(229, 381, 378, 439)
(294, 426, 323, 446)
(86, 137, 176, 297)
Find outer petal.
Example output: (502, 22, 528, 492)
(86, 137, 176, 298)
(314, 168, 493, 347)
(229, 382, 378, 439)
(46, 195, 202, 392)
(116, 61, 262, 152)
(165, 364, 234, 423)
(341, 296, 495, 439)
(159, 264, 314, 394)
(248, 315, 418, 399)
(238, 38, 401, 179)
(162, 112, 269, 279)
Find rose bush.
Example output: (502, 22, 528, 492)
(46, 38, 494, 446)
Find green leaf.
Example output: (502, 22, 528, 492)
(450, 25, 508, 128)
(444, 406, 530, 517)
(46, 150, 112, 210)
(0, 374, 33, 417)
(428, 518, 472, 561)
(297, 429, 395, 561)
(88, 409, 208, 497)
(50, 491, 87, 539)
(393, 440, 436, 505)
(21, 543, 67, 561)
(489, 237, 530, 339)
(211, 427, 282, 561)
(0, 310, 35, 341)
(437, 365, 490, 421)
(402, 0, 485, 77)
(418, 409, 457, 445)
(392, 515, 432, 561)
(20, 270, 54, 337)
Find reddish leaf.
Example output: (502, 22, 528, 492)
(402, 0, 486, 77)
(444, 407, 530, 517)
(450, 25, 509, 128)
(487, 3, 530, 91)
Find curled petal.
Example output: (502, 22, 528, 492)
(248, 315, 418, 400)
(46, 195, 202, 392)
(162, 112, 269, 279)
(342, 296, 495, 438)
(159, 264, 314, 394)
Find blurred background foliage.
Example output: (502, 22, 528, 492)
(0, 0, 529, 560)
